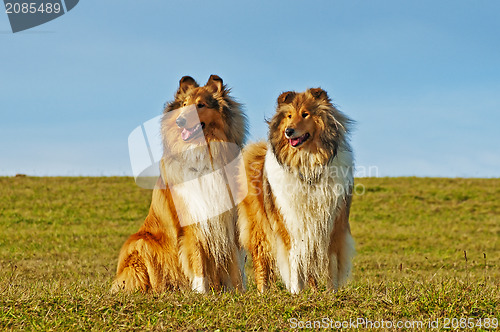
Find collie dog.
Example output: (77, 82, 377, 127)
(112, 75, 248, 293)
(238, 88, 355, 293)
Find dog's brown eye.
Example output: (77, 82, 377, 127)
(287, 114, 292, 119)
(197, 103, 205, 109)
(183, 102, 187, 107)
(302, 113, 309, 118)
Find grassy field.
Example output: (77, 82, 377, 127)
(0, 176, 498, 330)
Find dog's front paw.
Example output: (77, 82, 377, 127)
(192, 276, 207, 293)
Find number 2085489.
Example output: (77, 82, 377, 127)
(5, 2, 62, 14)
(443, 317, 498, 329)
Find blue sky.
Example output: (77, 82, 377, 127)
(1, 0, 499, 177)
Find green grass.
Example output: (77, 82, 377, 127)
(1, 177, 499, 330)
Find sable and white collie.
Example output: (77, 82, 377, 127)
(112, 75, 248, 293)
(238, 88, 355, 293)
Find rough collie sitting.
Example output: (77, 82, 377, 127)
(112, 75, 248, 293)
(238, 88, 355, 293)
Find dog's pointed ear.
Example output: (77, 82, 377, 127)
(178, 76, 198, 94)
(206, 75, 224, 93)
(277, 91, 296, 105)
(309, 88, 328, 101)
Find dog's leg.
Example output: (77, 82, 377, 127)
(191, 247, 208, 293)
(289, 245, 303, 294)
(307, 275, 318, 292)
(180, 225, 209, 293)
(237, 247, 247, 291)
(112, 236, 163, 293)
(327, 253, 339, 291)
(226, 248, 245, 291)
(335, 232, 355, 287)
(328, 196, 355, 291)
(220, 268, 233, 291)
(252, 249, 269, 293)
(328, 230, 355, 291)
(111, 249, 151, 293)
(329, 231, 356, 291)
(192, 276, 206, 293)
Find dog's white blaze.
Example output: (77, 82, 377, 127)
(265, 144, 354, 292)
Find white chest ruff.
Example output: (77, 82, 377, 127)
(264, 146, 353, 283)
(165, 162, 236, 265)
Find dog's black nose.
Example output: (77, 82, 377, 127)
(176, 117, 186, 128)
(285, 127, 295, 138)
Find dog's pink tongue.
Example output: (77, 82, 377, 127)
(181, 128, 191, 141)
(289, 138, 300, 147)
